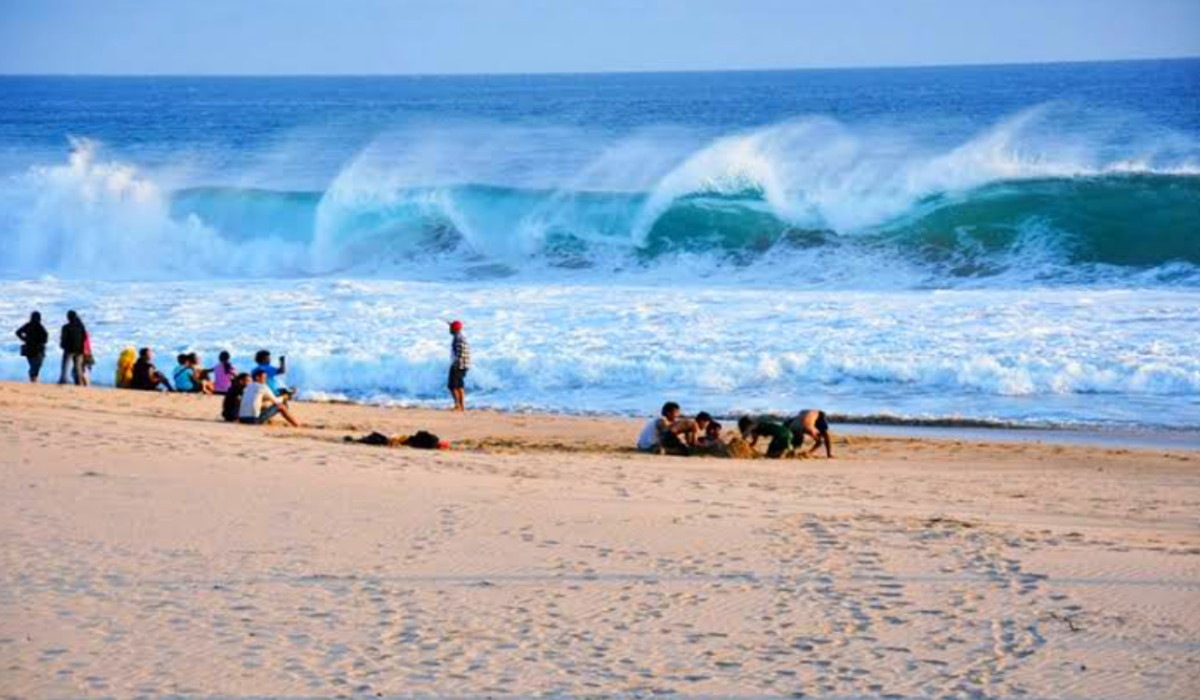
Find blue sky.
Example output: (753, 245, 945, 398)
(1, 0, 1197, 75)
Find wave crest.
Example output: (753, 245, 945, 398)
(1, 106, 1197, 285)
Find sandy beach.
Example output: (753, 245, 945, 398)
(1, 381, 1197, 698)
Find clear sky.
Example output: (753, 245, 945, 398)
(1, 0, 1197, 75)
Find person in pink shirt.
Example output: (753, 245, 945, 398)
(212, 350, 236, 394)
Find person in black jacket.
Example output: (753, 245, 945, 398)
(221, 373, 251, 422)
(15, 311, 49, 382)
(58, 310, 88, 386)
(130, 347, 172, 391)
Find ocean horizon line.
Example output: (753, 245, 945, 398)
(1, 54, 1197, 80)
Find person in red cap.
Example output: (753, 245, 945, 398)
(448, 320, 470, 411)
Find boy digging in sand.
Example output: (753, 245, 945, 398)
(737, 416, 794, 459)
(786, 409, 834, 458)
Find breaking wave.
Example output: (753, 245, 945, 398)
(1, 106, 1197, 287)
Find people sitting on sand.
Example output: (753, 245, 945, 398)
(130, 348, 172, 391)
(222, 372, 251, 422)
(212, 350, 236, 394)
(171, 353, 212, 394)
(115, 347, 137, 388)
(696, 418, 724, 450)
(15, 311, 49, 383)
(738, 416, 794, 459)
(192, 354, 215, 394)
(238, 368, 300, 427)
(254, 349, 293, 399)
(172, 353, 193, 391)
(636, 401, 693, 456)
(673, 411, 712, 448)
(786, 409, 834, 458)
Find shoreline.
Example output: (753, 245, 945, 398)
(2, 380, 1198, 457)
(7, 378, 1200, 451)
(160, 383, 1200, 451)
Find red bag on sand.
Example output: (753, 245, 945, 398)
(438, 440, 450, 450)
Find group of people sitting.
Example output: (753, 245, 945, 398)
(636, 401, 833, 459)
(114, 347, 300, 427)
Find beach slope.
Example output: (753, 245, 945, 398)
(1, 382, 1197, 698)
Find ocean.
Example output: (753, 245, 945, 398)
(1, 61, 1198, 431)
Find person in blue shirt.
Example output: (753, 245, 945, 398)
(254, 349, 294, 398)
(173, 353, 197, 392)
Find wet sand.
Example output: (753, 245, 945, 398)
(1, 381, 1197, 698)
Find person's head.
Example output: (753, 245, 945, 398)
(255, 349, 271, 364)
(66, 310, 78, 323)
(449, 320, 463, 334)
(30, 311, 41, 323)
(696, 411, 712, 431)
(706, 421, 722, 441)
(251, 368, 267, 383)
(187, 352, 200, 366)
(660, 401, 681, 421)
(139, 347, 152, 361)
(235, 372, 251, 387)
(219, 350, 231, 364)
(176, 353, 187, 365)
(737, 416, 755, 437)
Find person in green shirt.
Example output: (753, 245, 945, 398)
(737, 416, 793, 458)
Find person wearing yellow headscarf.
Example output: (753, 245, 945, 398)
(115, 347, 137, 388)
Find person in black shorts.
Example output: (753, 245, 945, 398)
(786, 409, 833, 458)
(448, 320, 470, 411)
(738, 416, 794, 459)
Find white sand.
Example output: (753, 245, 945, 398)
(1, 382, 1197, 698)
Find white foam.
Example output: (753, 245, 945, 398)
(3, 279, 1197, 430)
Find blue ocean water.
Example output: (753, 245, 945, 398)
(1, 61, 1198, 429)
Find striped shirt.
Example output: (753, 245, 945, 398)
(451, 332, 471, 370)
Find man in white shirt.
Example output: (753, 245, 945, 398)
(636, 401, 692, 456)
(239, 369, 300, 427)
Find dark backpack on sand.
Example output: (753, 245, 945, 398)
(407, 430, 441, 450)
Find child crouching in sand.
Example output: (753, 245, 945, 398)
(786, 409, 834, 458)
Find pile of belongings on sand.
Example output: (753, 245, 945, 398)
(345, 430, 450, 450)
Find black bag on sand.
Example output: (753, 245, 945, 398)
(407, 430, 441, 450)
(353, 432, 390, 446)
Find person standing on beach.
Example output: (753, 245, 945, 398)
(58, 310, 89, 386)
(448, 320, 470, 411)
(15, 311, 49, 382)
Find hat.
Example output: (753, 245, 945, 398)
(449, 320, 464, 332)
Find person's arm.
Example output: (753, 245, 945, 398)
(15, 325, 26, 342)
(278, 355, 287, 375)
